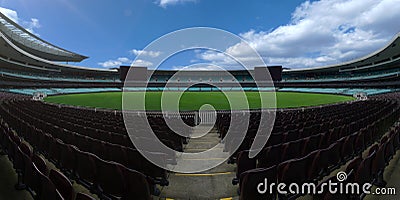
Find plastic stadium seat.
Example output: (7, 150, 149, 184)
(277, 152, 318, 193)
(257, 144, 282, 169)
(103, 143, 128, 166)
(60, 143, 78, 174)
(38, 170, 64, 200)
(14, 147, 26, 190)
(370, 143, 387, 186)
(75, 135, 90, 153)
(239, 166, 277, 200)
(232, 150, 256, 185)
(19, 142, 32, 158)
(125, 148, 168, 183)
(8, 139, 20, 162)
(266, 133, 283, 146)
(49, 138, 62, 165)
(390, 130, 400, 150)
(354, 131, 365, 154)
(95, 159, 125, 199)
(345, 156, 363, 174)
(305, 150, 320, 182)
(341, 134, 356, 161)
(75, 192, 96, 200)
(384, 137, 395, 164)
(283, 130, 299, 143)
(39, 133, 52, 156)
(23, 155, 47, 199)
(90, 139, 106, 157)
(354, 151, 376, 185)
(301, 134, 321, 156)
(49, 169, 74, 200)
(32, 154, 49, 176)
(309, 142, 339, 177)
(31, 129, 43, 150)
(74, 150, 98, 189)
(122, 167, 153, 200)
(281, 139, 304, 161)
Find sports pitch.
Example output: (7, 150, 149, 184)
(44, 91, 355, 111)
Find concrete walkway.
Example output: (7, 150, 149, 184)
(160, 125, 239, 200)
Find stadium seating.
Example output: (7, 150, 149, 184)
(0, 91, 400, 199)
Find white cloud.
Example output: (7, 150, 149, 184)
(0, 7, 19, 23)
(98, 57, 132, 68)
(131, 59, 153, 67)
(198, 0, 400, 69)
(98, 57, 153, 68)
(156, 0, 197, 8)
(0, 7, 41, 36)
(25, 18, 41, 35)
(130, 49, 162, 58)
(117, 57, 131, 63)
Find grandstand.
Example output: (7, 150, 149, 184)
(0, 9, 400, 200)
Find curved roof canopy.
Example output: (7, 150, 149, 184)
(285, 32, 400, 74)
(0, 12, 87, 62)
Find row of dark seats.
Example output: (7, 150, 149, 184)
(0, 92, 29, 101)
(0, 120, 155, 200)
(23, 101, 126, 135)
(237, 119, 400, 200)
(13, 101, 185, 152)
(0, 102, 170, 185)
(0, 122, 100, 200)
(221, 100, 396, 161)
(315, 125, 400, 200)
(233, 100, 400, 199)
(235, 103, 398, 180)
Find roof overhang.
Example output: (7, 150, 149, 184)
(0, 12, 88, 62)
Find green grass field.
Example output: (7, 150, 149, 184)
(44, 91, 354, 111)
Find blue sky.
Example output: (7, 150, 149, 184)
(0, 0, 399, 70)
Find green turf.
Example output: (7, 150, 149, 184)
(44, 91, 355, 111)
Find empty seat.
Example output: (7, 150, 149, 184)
(103, 143, 128, 166)
(281, 139, 304, 161)
(14, 147, 26, 190)
(49, 169, 74, 200)
(59, 143, 78, 174)
(32, 154, 49, 176)
(49, 138, 62, 165)
(301, 134, 321, 156)
(239, 166, 277, 200)
(122, 167, 153, 200)
(233, 150, 256, 185)
(370, 143, 386, 187)
(257, 144, 282, 169)
(74, 150, 97, 188)
(277, 152, 317, 197)
(38, 170, 64, 200)
(95, 159, 125, 199)
(341, 134, 356, 161)
(354, 151, 376, 185)
(19, 142, 32, 158)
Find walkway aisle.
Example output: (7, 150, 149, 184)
(160, 125, 239, 200)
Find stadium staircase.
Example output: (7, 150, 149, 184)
(160, 125, 238, 199)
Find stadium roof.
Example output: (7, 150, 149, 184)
(0, 12, 87, 62)
(286, 32, 400, 74)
